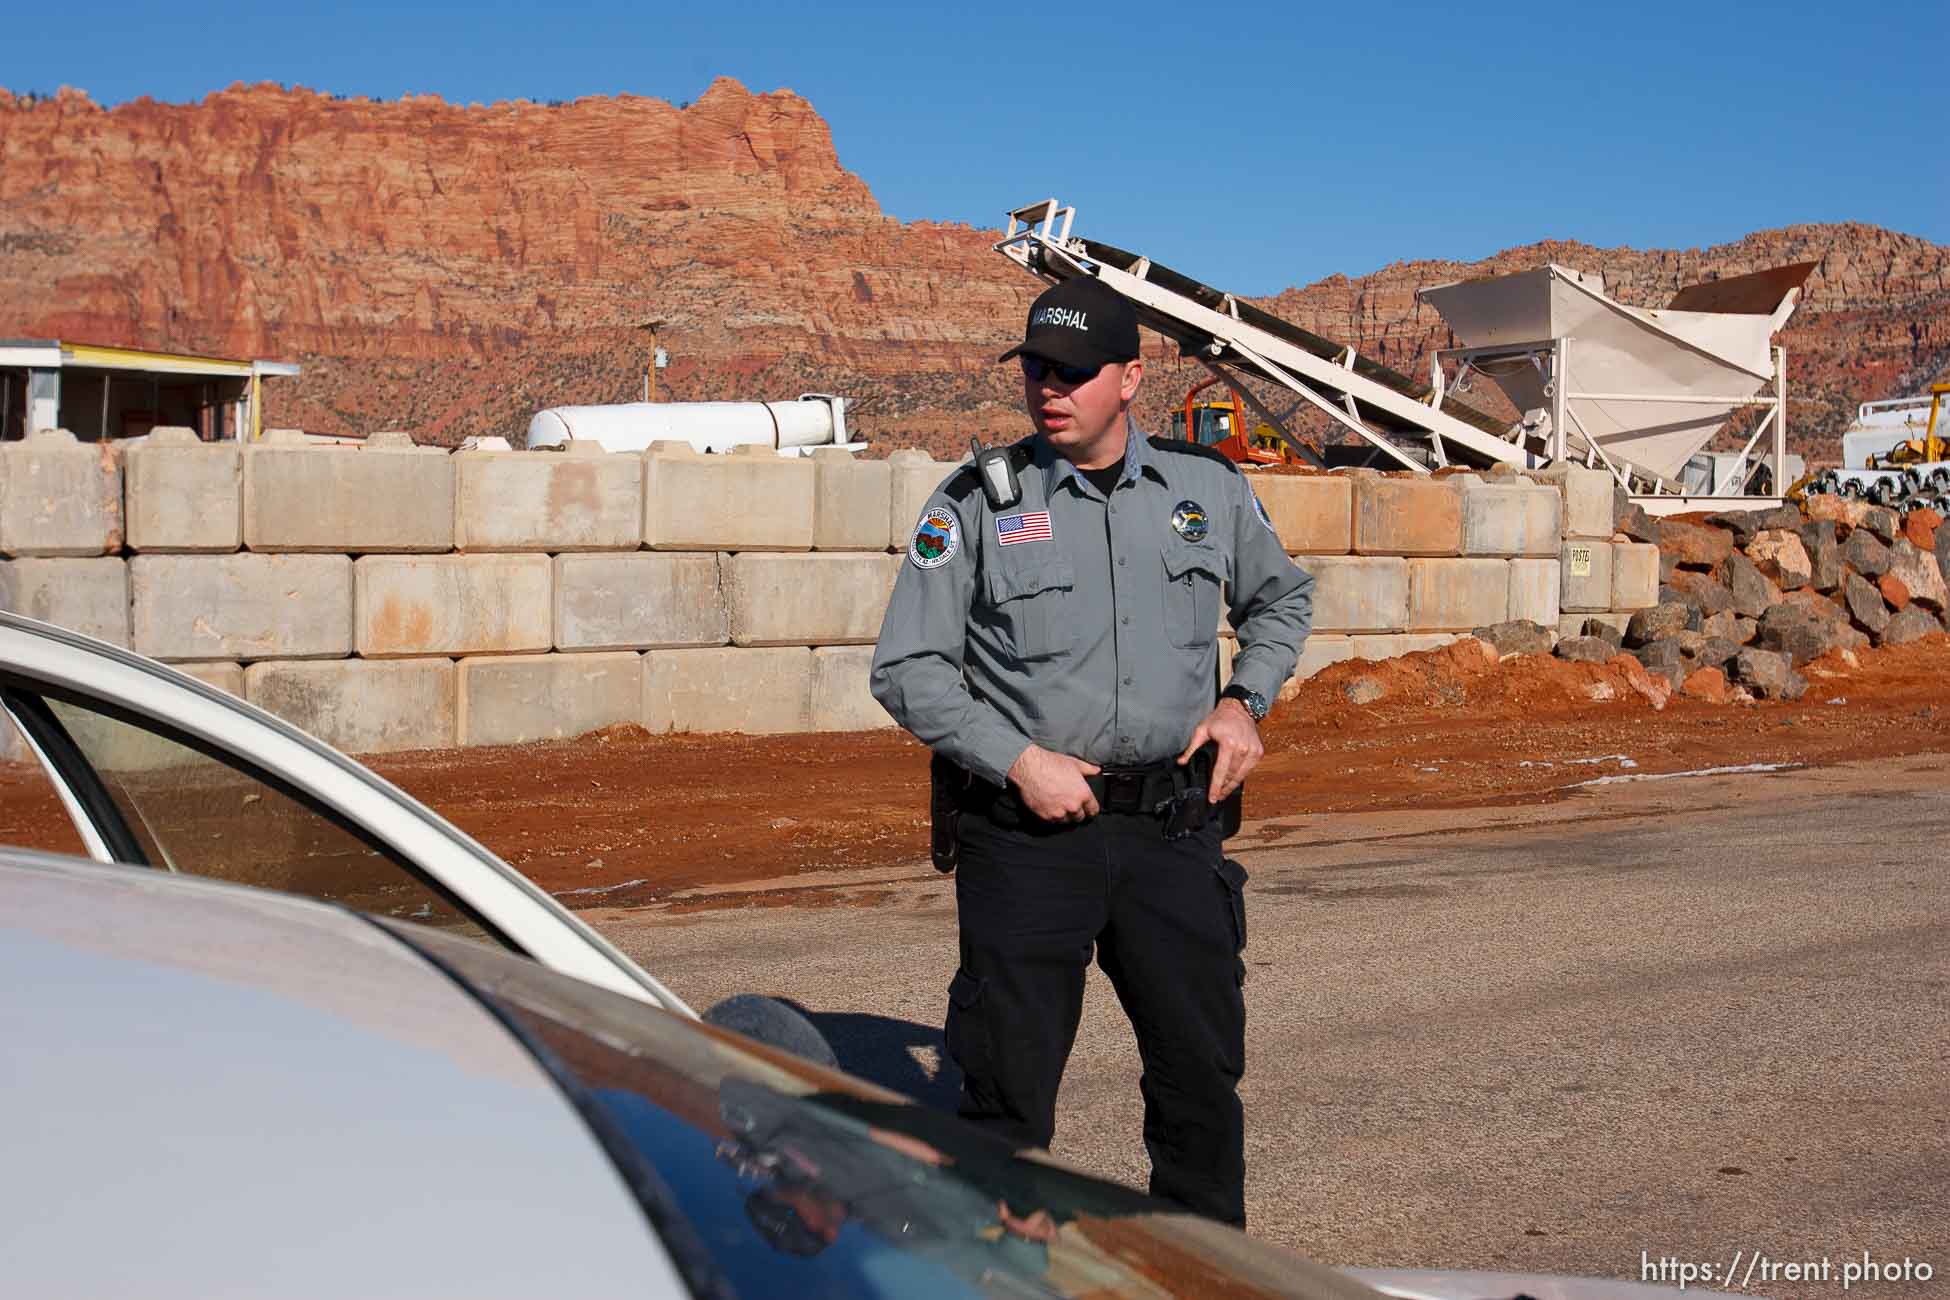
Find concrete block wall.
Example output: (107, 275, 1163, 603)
(0, 433, 1641, 749)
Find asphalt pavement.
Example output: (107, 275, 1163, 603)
(597, 752, 1949, 1298)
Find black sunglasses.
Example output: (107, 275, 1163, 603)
(1020, 356, 1102, 385)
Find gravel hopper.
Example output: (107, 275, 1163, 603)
(995, 198, 1811, 514)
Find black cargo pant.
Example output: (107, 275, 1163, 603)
(942, 802, 1248, 1226)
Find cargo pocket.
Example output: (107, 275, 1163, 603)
(986, 561, 1077, 659)
(1163, 544, 1224, 648)
(943, 968, 993, 1079)
(1214, 857, 1249, 985)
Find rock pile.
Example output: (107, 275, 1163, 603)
(1551, 499, 1948, 702)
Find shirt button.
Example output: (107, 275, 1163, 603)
(1123, 676, 1133, 686)
(1121, 616, 1130, 626)
(1117, 557, 1127, 567)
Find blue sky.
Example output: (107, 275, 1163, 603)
(6, 0, 1945, 294)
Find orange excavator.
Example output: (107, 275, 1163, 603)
(1166, 376, 1301, 466)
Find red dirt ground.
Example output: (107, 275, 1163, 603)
(5, 636, 1945, 909)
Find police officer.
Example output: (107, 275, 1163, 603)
(869, 274, 1313, 1227)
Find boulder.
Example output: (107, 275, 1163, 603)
(1886, 538, 1948, 613)
(1796, 521, 1843, 593)
(1841, 529, 1893, 578)
(1680, 667, 1733, 703)
(1879, 573, 1911, 610)
(1617, 504, 1662, 544)
(1857, 506, 1900, 545)
(1471, 619, 1554, 658)
(1626, 601, 1693, 647)
(1722, 552, 1782, 619)
(1746, 529, 1812, 590)
(1658, 520, 1734, 570)
(1731, 648, 1793, 700)
(1582, 618, 1626, 649)
(1609, 653, 1672, 711)
(1659, 550, 1680, 583)
(1632, 637, 1691, 687)
(1779, 589, 1850, 626)
(1757, 602, 1864, 665)
(1555, 636, 1616, 664)
(1902, 507, 1940, 551)
(1937, 526, 1950, 593)
(1695, 636, 1742, 670)
(1708, 505, 1801, 546)
(1699, 610, 1752, 644)
(1801, 494, 1856, 532)
(1879, 606, 1944, 646)
(1842, 571, 1892, 636)
(1665, 571, 1735, 618)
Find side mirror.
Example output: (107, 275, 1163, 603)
(703, 994, 839, 1070)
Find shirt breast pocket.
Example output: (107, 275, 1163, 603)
(986, 560, 1078, 660)
(1163, 543, 1224, 649)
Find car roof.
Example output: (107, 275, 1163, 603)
(0, 851, 685, 1300)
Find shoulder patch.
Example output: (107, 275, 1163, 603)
(1147, 435, 1242, 473)
(908, 505, 961, 569)
(1250, 489, 1277, 532)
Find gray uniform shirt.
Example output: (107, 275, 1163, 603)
(870, 422, 1314, 787)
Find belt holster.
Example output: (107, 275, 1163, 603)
(929, 752, 965, 873)
(1163, 741, 1244, 841)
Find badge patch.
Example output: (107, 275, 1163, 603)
(996, 511, 1053, 546)
(1250, 490, 1276, 533)
(1171, 500, 1210, 543)
(909, 507, 960, 569)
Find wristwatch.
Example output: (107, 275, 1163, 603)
(1220, 684, 1269, 723)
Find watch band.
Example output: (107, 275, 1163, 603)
(1221, 684, 1268, 722)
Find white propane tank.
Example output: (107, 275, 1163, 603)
(526, 393, 854, 455)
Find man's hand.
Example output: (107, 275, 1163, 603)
(1177, 698, 1263, 803)
(1007, 745, 1101, 823)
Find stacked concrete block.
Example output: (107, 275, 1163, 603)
(1408, 558, 1510, 631)
(1560, 540, 1615, 613)
(1537, 464, 1615, 539)
(245, 658, 457, 754)
(726, 553, 900, 647)
(643, 442, 814, 551)
(1508, 558, 1563, 629)
(1303, 556, 1410, 633)
(0, 557, 130, 647)
(123, 427, 241, 552)
(1610, 542, 1661, 610)
(244, 430, 453, 552)
(888, 449, 954, 541)
(354, 554, 552, 657)
(1461, 479, 1563, 557)
(1352, 476, 1462, 556)
(457, 652, 642, 746)
(643, 646, 814, 735)
(810, 448, 893, 552)
(811, 645, 893, 731)
(553, 553, 726, 651)
(131, 554, 352, 662)
(453, 440, 641, 552)
(1253, 475, 1352, 554)
(0, 427, 123, 556)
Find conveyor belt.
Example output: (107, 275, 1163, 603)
(1080, 239, 1513, 442)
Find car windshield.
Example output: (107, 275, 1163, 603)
(387, 921, 1356, 1300)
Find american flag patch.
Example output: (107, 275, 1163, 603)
(995, 511, 1053, 546)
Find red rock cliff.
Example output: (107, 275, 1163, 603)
(3, 81, 1945, 458)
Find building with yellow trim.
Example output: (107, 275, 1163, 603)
(0, 340, 300, 441)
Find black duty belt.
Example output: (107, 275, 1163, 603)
(1085, 764, 1181, 815)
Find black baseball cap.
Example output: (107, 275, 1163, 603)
(998, 276, 1140, 369)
